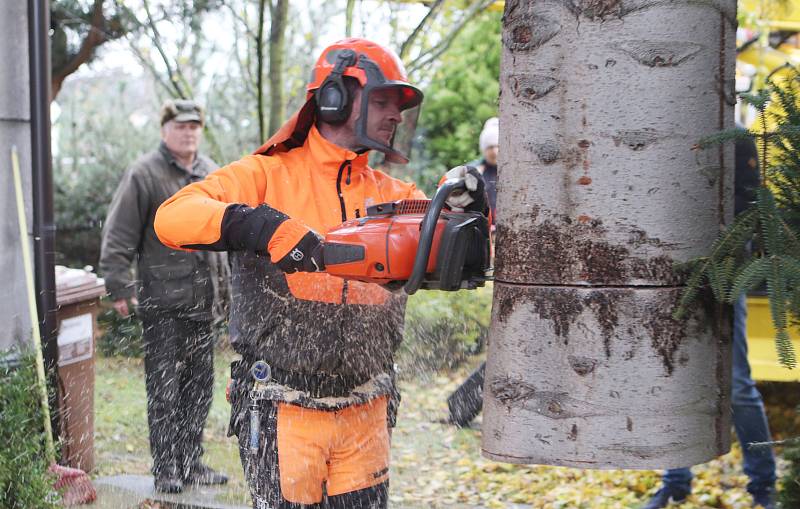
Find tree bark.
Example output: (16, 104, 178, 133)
(256, 0, 267, 141)
(267, 0, 288, 137)
(345, 0, 356, 37)
(483, 0, 737, 469)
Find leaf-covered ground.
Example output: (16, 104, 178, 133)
(93, 351, 798, 508)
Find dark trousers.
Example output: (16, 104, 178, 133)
(447, 362, 486, 426)
(663, 295, 776, 496)
(141, 311, 214, 479)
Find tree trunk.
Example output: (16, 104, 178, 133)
(345, 0, 356, 37)
(268, 0, 289, 137)
(256, 0, 267, 141)
(483, 0, 737, 469)
(51, 0, 106, 101)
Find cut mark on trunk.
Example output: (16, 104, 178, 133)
(489, 366, 620, 418)
(567, 424, 579, 441)
(612, 128, 659, 150)
(568, 355, 598, 376)
(626, 416, 634, 432)
(508, 74, 560, 106)
(600, 442, 689, 460)
(577, 176, 593, 185)
(528, 391, 605, 419)
(614, 40, 703, 68)
(533, 142, 560, 164)
(490, 375, 537, 407)
(567, 1, 736, 25)
(567, 0, 622, 20)
(501, 0, 521, 23)
(503, 15, 561, 52)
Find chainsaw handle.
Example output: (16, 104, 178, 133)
(404, 178, 467, 295)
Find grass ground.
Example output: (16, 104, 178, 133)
(94, 350, 799, 509)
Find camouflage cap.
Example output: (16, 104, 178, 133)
(160, 99, 204, 125)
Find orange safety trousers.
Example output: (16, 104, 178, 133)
(240, 396, 390, 508)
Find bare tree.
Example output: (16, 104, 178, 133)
(120, 0, 226, 159)
(483, 0, 738, 469)
(50, 0, 222, 101)
(256, 0, 268, 140)
(51, 0, 127, 99)
(400, 0, 495, 78)
(345, 0, 356, 37)
(268, 0, 289, 136)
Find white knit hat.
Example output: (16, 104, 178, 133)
(479, 117, 499, 153)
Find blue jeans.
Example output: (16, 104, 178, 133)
(663, 295, 777, 496)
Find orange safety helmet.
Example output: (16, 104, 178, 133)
(255, 38, 423, 164)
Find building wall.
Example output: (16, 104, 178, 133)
(0, 2, 34, 354)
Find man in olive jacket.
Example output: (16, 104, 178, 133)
(99, 99, 229, 493)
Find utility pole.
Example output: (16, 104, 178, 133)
(484, 0, 737, 469)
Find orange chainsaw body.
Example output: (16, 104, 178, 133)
(323, 198, 490, 291)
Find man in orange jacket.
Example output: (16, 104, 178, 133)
(155, 38, 487, 509)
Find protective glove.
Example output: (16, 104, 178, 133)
(270, 225, 326, 273)
(443, 165, 489, 214)
(219, 203, 325, 273)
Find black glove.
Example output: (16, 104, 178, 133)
(274, 231, 326, 273)
(217, 203, 327, 273)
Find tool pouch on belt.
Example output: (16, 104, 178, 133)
(232, 358, 371, 399)
(229, 359, 402, 429)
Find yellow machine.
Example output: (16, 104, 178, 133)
(746, 297, 800, 381)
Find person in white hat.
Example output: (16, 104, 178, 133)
(474, 117, 498, 219)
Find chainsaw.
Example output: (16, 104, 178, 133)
(322, 178, 492, 295)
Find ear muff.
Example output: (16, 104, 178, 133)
(315, 49, 357, 125)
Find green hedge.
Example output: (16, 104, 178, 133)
(96, 303, 144, 358)
(0, 351, 59, 509)
(96, 285, 495, 378)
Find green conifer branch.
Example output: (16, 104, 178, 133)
(676, 72, 800, 368)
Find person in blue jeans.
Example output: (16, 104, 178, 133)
(642, 137, 776, 509)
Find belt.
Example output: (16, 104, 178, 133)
(231, 359, 369, 399)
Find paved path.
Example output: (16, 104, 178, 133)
(90, 474, 532, 509)
(92, 475, 249, 509)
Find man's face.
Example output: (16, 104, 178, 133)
(161, 120, 202, 158)
(484, 145, 499, 166)
(346, 87, 403, 146)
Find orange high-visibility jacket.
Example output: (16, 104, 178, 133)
(155, 125, 425, 386)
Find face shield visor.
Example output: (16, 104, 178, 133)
(351, 55, 423, 164)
